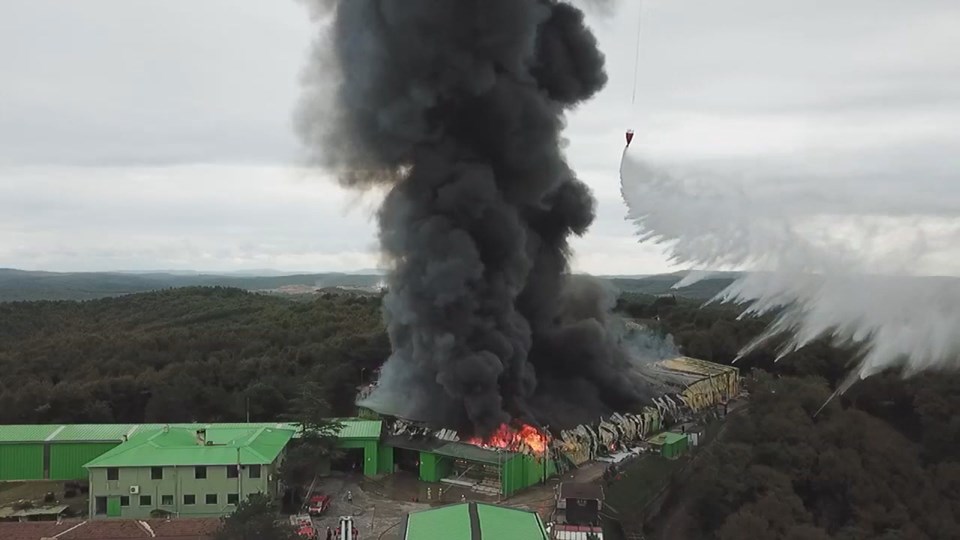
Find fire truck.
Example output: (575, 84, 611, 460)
(334, 516, 360, 540)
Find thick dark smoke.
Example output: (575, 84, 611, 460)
(296, 0, 652, 435)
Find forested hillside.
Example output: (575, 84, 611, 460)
(2, 286, 958, 538)
(0, 287, 388, 423)
(615, 293, 960, 539)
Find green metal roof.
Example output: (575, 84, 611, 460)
(403, 503, 548, 540)
(405, 503, 472, 540)
(84, 426, 295, 468)
(477, 504, 548, 539)
(663, 432, 687, 445)
(0, 425, 61, 443)
(332, 419, 382, 440)
(0, 420, 381, 444)
(53, 424, 138, 442)
(431, 442, 515, 465)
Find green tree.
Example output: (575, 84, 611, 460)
(280, 382, 344, 487)
(215, 493, 296, 540)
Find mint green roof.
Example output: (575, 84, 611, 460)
(332, 419, 382, 440)
(0, 420, 381, 444)
(477, 504, 548, 539)
(405, 503, 472, 540)
(404, 503, 548, 540)
(54, 424, 138, 442)
(84, 426, 295, 468)
(431, 442, 515, 465)
(0, 425, 61, 443)
(663, 432, 687, 445)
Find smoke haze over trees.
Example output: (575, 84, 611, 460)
(296, 0, 656, 435)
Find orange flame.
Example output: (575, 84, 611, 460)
(466, 422, 550, 455)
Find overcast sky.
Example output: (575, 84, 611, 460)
(0, 0, 957, 274)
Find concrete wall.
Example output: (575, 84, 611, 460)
(87, 461, 281, 520)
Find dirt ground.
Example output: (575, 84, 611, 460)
(0, 480, 87, 516)
(306, 473, 429, 540)
(304, 464, 610, 539)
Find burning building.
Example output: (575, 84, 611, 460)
(299, 1, 742, 492)
(298, 0, 666, 439)
(359, 353, 740, 488)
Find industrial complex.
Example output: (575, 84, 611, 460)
(0, 356, 740, 539)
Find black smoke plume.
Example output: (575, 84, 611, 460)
(297, 0, 655, 434)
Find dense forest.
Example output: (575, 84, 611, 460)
(1, 286, 958, 538)
(0, 287, 388, 423)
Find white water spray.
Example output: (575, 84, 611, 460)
(619, 149, 960, 387)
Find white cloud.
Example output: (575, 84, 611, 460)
(0, 0, 957, 275)
(0, 165, 381, 272)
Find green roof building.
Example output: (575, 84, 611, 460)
(84, 425, 295, 519)
(402, 502, 549, 540)
(646, 431, 689, 460)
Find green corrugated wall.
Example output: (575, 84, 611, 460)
(377, 443, 394, 474)
(418, 452, 451, 482)
(50, 443, 119, 480)
(335, 439, 379, 477)
(0, 443, 44, 480)
(500, 454, 527, 496)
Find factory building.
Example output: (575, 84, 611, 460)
(0, 424, 136, 482)
(329, 419, 392, 477)
(401, 502, 550, 540)
(387, 432, 556, 497)
(0, 420, 387, 483)
(640, 356, 740, 414)
(646, 432, 689, 460)
(84, 425, 295, 520)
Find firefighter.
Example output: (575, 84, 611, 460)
(346, 490, 353, 504)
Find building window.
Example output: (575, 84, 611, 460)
(107, 467, 119, 481)
(151, 467, 163, 480)
(120, 496, 130, 507)
(140, 495, 152, 507)
(184, 494, 196, 505)
(248, 464, 261, 479)
(227, 465, 239, 478)
(161, 495, 173, 506)
(227, 493, 239, 505)
(195, 466, 207, 479)
(205, 494, 218, 505)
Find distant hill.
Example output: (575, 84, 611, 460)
(608, 271, 739, 299)
(0, 269, 384, 302)
(0, 268, 735, 302)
